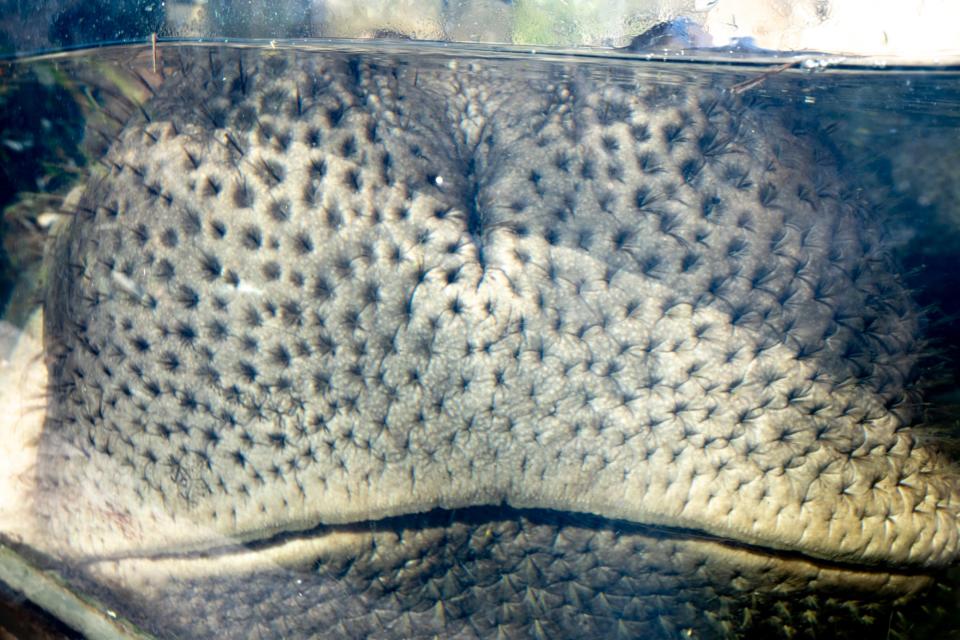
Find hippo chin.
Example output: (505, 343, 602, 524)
(26, 46, 960, 637)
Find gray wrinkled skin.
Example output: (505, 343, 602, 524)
(35, 47, 960, 637)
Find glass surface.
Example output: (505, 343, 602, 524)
(0, 39, 959, 638)
(2, 0, 960, 62)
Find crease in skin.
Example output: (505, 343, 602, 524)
(23, 46, 960, 634)
(78, 509, 935, 638)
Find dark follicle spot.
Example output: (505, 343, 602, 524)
(181, 209, 202, 236)
(294, 232, 313, 254)
(344, 168, 361, 193)
(233, 181, 254, 208)
(203, 176, 221, 197)
(327, 101, 347, 128)
(241, 225, 263, 250)
(262, 261, 282, 281)
(209, 219, 227, 239)
(259, 159, 286, 187)
(268, 199, 291, 222)
(340, 136, 357, 158)
(161, 228, 179, 248)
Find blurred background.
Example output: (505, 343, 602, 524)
(1, 0, 959, 60)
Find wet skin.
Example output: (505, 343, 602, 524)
(30, 47, 960, 637)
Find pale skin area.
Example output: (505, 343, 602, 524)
(0, 312, 46, 547)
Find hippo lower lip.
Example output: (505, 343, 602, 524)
(27, 46, 960, 637)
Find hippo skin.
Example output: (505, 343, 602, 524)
(34, 47, 960, 638)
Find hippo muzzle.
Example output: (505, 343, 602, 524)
(22, 46, 960, 638)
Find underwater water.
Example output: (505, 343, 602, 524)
(0, 41, 960, 639)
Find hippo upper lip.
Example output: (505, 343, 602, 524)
(32, 47, 960, 573)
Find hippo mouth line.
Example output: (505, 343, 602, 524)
(79, 504, 936, 579)
(62, 505, 936, 639)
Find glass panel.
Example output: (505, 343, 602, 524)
(1, 1, 959, 62)
(0, 25, 959, 640)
